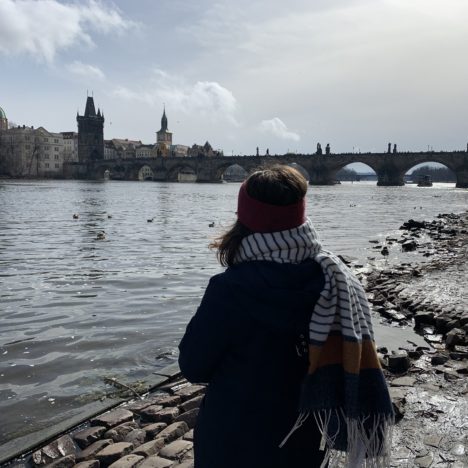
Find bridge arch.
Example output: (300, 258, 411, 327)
(401, 159, 458, 186)
(167, 164, 197, 182)
(221, 164, 248, 182)
(138, 165, 154, 181)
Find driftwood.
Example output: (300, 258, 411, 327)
(103, 377, 144, 400)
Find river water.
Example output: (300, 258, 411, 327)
(0, 180, 467, 448)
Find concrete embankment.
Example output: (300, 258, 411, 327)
(2, 212, 467, 468)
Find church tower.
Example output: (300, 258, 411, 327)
(77, 96, 104, 162)
(156, 107, 172, 154)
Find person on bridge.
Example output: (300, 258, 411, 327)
(179, 165, 394, 468)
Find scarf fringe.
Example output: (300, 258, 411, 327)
(280, 410, 394, 468)
(315, 409, 394, 468)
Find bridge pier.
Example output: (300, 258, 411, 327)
(376, 166, 405, 186)
(456, 170, 468, 188)
(308, 167, 335, 185)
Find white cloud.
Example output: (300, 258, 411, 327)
(0, 0, 134, 62)
(67, 61, 105, 80)
(259, 118, 300, 141)
(113, 69, 238, 125)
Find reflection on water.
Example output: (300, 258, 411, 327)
(0, 180, 467, 445)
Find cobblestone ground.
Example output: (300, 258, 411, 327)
(14, 378, 203, 468)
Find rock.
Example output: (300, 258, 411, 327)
(45, 455, 76, 468)
(401, 240, 417, 252)
(173, 409, 199, 429)
(139, 405, 164, 422)
(91, 409, 134, 429)
(32, 435, 77, 465)
(180, 396, 203, 413)
(435, 315, 452, 333)
(108, 454, 144, 468)
(143, 423, 168, 439)
(444, 370, 460, 381)
(144, 407, 180, 424)
(423, 434, 443, 448)
(183, 430, 194, 441)
(450, 442, 465, 456)
(105, 423, 139, 442)
(131, 439, 165, 458)
(390, 376, 415, 387)
(430, 354, 448, 366)
(387, 352, 410, 373)
(138, 456, 174, 468)
(156, 422, 189, 443)
(73, 427, 107, 449)
(338, 254, 358, 265)
(446, 328, 466, 347)
(123, 429, 146, 448)
(414, 312, 435, 327)
(96, 442, 134, 467)
(173, 385, 205, 401)
(157, 395, 182, 407)
(159, 440, 193, 461)
(414, 453, 433, 468)
(407, 349, 423, 359)
(76, 440, 114, 462)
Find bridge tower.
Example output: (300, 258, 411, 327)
(77, 96, 104, 163)
(156, 107, 172, 156)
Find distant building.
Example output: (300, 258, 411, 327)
(77, 96, 104, 162)
(156, 107, 172, 155)
(170, 144, 189, 157)
(0, 125, 65, 177)
(136, 144, 154, 158)
(188, 141, 222, 158)
(61, 131, 78, 163)
(0, 105, 8, 130)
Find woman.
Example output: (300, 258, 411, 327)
(179, 166, 393, 468)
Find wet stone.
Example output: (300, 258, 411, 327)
(91, 409, 134, 429)
(390, 376, 415, 387)
(157, 395, 182, 407)
(123, 429, 147, 448)
(139, 456, 174, 468)
(105, 422, 139, 442)
(414, 452, 433, 467)
(33, 435, 77, 465)
(131, 439, 165, 457)
(450, 442, 465, 456)
(77, 440, 114, 463)
(159, 440, 193, 460)
(46, 455, 76, 468)
(139, 405, 164, 422)
(387, 352, 410, 373)
(74, 427, 107, 449)
(156, 422, 189, 443)
(96, 442, 134, 467)
(430, 354, 448, 366)
(174, 409, 198, 429)
(108, 454, 144, 468)
(146, 407, 180, 424)
(423, 434, 443, 448)
(174, 385, 205, 401)
(143, 422, 168, 439)
(446, 328, 466, 347)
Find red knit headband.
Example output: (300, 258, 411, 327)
(237, 182, 306, 233)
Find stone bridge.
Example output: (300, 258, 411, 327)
(65, 151, 468, 188)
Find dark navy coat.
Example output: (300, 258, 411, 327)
(179, 259, 326, 468)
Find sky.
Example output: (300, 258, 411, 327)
(1, 0, 468, 162)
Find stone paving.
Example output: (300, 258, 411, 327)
(22, 379, 204, 468)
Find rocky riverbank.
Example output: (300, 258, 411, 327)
(355, 211, 468, 467)
(2, 212, 467, 468)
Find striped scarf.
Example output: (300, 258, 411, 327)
(234, 219, 394, 468)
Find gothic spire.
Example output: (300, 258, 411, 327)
(161, 106, 168, 131)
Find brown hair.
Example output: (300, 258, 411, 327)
(210, 165, 308, 266)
